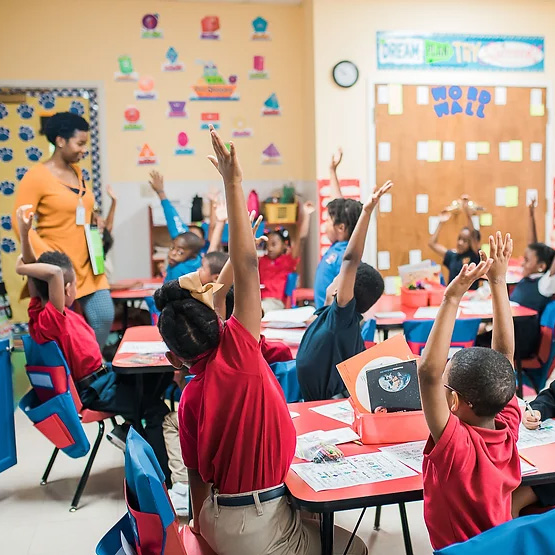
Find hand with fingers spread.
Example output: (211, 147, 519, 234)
(302, 201, 316, 216)
(249, 211, 267, 246)
(330, 148, 343, 171)
(364, 180, 393, 213)
(439, 210, 451, 223)
(215, 198, 228, 223)
(148, 171, 165, 197)
(445, 258, 493, 300)
(207, 125, 243, 186)
(486, 231, 513, 285)
(16, 204, 34, 237)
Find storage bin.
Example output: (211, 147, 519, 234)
(400, 287, 428, 308)
(263, 202, 297, 224)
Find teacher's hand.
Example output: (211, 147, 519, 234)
(16, 204, 34, 236)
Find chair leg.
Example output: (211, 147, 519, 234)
(374, 505, 382, 530)
(110, 417, 118, 428)
(70, 420, 105, 512)
(41, 447, 60, 485)
(398, 503, 413, 555)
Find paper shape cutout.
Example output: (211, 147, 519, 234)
(526, 189, 538, 206)
(115, 55, 138, 81)
(201, 16, 220, 40)
(427, 140, 441, 162)
(443, 141, 455, 161)
(162, 47, 185, 72)
(499, 142, 510, 161)
(249, 56, 269, 79)
(262, 93, 281, 115)
(135, 76, 157, 100)
(531, 88, 543, 106)
(261, 143, 281, 165)
(384, 276, 400, 295)
(495, 188, 506, 207)
(505, 186, 519, 207)
(509, 140, 523, 162)
(167, 101, 188, 118)
(472, 215, 480, 230)
(416, 86, 429, 105)
(466, 142, 478, 161)
(142, 14, 163, 38)
(377, 85, 389, 104)
(494, 87, 507, 105)
(530, 143, 543, 162)
(190, 63, 239, 101)
(123, 106, 144, 130)
(200, 112, 220, 130)
(428, 216, 439, 235)
(252, 17, 270, 40)
(416, 141, 428, 161)
(138, 144, 157, 165)
(388, 84, 403, 115)
(379, 193, 392, 213)
(232, 118, 253, 138)
(377, 251, 390, 271)
(480, 213, 493, 226)
(409, 250, 422, 265)
(378, 142, 390, 162)
(477, 141, 490, 155)
(175, 132, 195, 156)
(530, 104, 545, 116)
(416, 194, 429, 214)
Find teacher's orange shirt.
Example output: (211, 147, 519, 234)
(12, 164, 109, 299)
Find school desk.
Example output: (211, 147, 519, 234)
(110, 279, 163, 330)
(285, 399, 555, 555)
(112, 326, 173, 433)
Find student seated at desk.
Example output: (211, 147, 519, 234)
(155, 128, 366, 555)
(417, 232, 521, 550)
(296, 182, 390, 401)
(15, 205, 173, 479)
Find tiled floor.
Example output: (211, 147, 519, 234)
(0, 411, 433, 554)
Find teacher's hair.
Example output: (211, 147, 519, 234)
(44, 112, 89, 145)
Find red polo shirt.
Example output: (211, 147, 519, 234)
(260, 335, 293, 364)
(179, 316, 296, 494)
(259, 253, 298, 301)
(28, 298, 102, 382)
(423, 395, 521, 550)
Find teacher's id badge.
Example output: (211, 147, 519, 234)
(76, 199, 86, 226)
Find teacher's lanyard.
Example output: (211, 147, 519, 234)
(60, 178, 87, 226)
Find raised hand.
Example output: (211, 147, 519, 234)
(16, 204, 34, 236)
(148, 171, 165, 195)
(485, 232, 512, 284)
(363, 180, 393, 213)
(528, 195, 537, 216)
(249, 211, 267, 246)
(215, 198, 228, 223)
(330, 148, 343, 171)
(445, 258, 493, 300)
(207, 125, 242, 186)
(439, 210, 451, 223)
(302, 201, 316, 216)
(107, 184, 117, 201)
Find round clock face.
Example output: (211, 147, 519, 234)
(333, 61, 359, 88)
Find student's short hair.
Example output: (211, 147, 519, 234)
(174, 231, 205, 254)
(448, 347, 515, 417)
(204, 251, 228, 275)
(32, 251, 75, 300)
(354, 263, 384, 314)
(189, 224, 205, 239)
(44, 112, 89, 145)
(327, 198, 362, 239)
(528, 242, 555, 269)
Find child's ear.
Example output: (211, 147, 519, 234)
(450, 391, 460, 413)
(336, 222, 346, 234)
(64, 282, 71, 296)
(166, 351, 186, 369)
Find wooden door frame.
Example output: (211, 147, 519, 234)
(366, 73, 553, 268)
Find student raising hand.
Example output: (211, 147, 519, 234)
(364, 180, 393, 213)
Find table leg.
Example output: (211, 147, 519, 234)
(134, 373, 145, 436)
(320, 512, 334, 555)
(383, 329, 389, 340)
(398, 502, 413, 555)
(122, 302, 129, 333)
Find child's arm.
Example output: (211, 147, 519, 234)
(187, 467, 211, 535)
(335, 181, 393, 308)
(207, 198, 227, 253)
(148, 171, 189, 239)
(461, 195, 480, 253)
(418, 258, 492, 443)
(15, 259, 65, 313)
(528, 196, 538, 245)
(16, 205, 41, 299)
(291, 201, 315, 259)
(329, 149, 343, 200)
(104, 185, 117, 234)
(487, 232, 514, 364)
(427, 211, 450, 257)
(208, 127, 261, 339)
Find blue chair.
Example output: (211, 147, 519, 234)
(270, 360, 301, 402)
(435, 509, 555, 554)
(361, 319, 377, 343)
(0, 339, 16, 473)
(284, 272, 298, 308)
(403, 319, 481, 356)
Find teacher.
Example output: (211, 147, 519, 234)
(13, 112, 114, 348)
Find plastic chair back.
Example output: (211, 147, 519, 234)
(19, 335, 90, 458)
(270, 360, 302, 402)
(403, 319, 481, 356)
(284, 272, 298, 309)
(0, 339, 16, 472)
(361, 319, 377, 342)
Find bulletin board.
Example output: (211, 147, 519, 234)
(374, 84, 547, 278)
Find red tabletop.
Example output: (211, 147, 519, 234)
(285, 400, 555, 512)
(369, 294, 537, 329)
(110, 278, 163, 300)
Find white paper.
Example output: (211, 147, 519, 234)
(413, 307, 440, 319)
(261, 306, 315, 326)
(526, 189, 538, 206)
(499, 142, 510, 162)
(466, 142, 478, 161)
(416, 194, 429, 214)
(494, 86, 507, 105)
(417, 141, 428, 161)
(379, 193, 392, 213)
(530, 143, 543, 162)
(291, 453, 418, 492)
(531, 88, 543, 107)
(309, 401, 354, 425)
(409, 249, 422, 265)
(296, 427, 360, 458)
(442, 141, 455, 161)
(520, 458, 537, 476)
(460, 300, 493, 315)
(383, 277, 399, 296)
(119, 341, 168, 354)
(378, 142, 391, 162)
(428, 216, 440, 235)
(517, 419, 555, 450)
(377, 251, 390, 271)
(289, 411, 300, 419)
(471, 215, 480, 230)
(416, 86, 429, 105)
(378, 440, 427, 473)
(262, 328, 306, 345)
(377, 85, 389, 104)
(495, 187, 506, 207)
(375, 311, 407, 319)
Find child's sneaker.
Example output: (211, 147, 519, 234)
(106, 423, 130, 451)
(168, 482, 189, 517)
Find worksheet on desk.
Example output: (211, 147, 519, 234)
(378, 440, 427, 473)
(291, 452, 418, 492)
(309, 401, 355, 425)
(517, 419, 555, 450)
(119, 341, 168, 354)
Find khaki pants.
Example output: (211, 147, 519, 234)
(162, 411, 188, 485)
(262, 297, 285, 314)
(199, 488, 367, 555)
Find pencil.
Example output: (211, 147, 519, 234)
(519, 453, 535, 467)
(353, 440, 363, 446)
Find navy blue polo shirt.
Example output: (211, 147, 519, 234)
(443, 249, 481, 290)
(296, 297, 364, 401)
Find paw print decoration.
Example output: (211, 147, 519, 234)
(1, 238, 16, 254)
(25, 146, 43, 162)
(18, 126, 34, 142)
(39, 92, 56, 109)
(0, 181, 15, 196)
(0, 104, 7, 120)
(0, 216, 12, 231)
(82, 168, 91, 181)
(0, 127, 9, 141)
(17, 104, 34, 119)
(69, 101, 85, 116)
(15, 167, 28, 181)
(0, 148, 13, 162)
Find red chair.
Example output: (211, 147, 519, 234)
(292, 288, 314, 307)
(19, 336, 117, 512)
